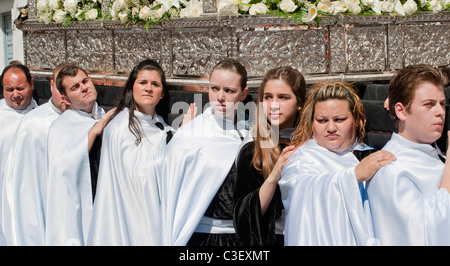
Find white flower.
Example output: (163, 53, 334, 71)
(441, 0, 450, 8)
(52, 9, 66, 23)
(39, 11, 53, 23)
(116, 0, 130, 10)
(429, 0, 443, 12)
(249, 3, 268, 15)
(217, 0, 239, 15)
(154, 7, 165, 19)
(419, 0, 428, 7)
(393, 0, 405, 15)
(180, 0, 203, 17)
(317, 0, 332, 12)
(342, 0, 360, 6)
(239, 0, 251, 12)
(403, 0, 417, 15)
(361, 0, 382, 13)
(381, 0, 394, 12)
(131, 6, 140, 16)
(118, 12, 128, 23)
(63, 0, 79, 16)
(37, 0, 50, 12)
(330, 1, 348, 14)
(48, 0, 61, 10)
(348, 3, 362, 13)
(280, 0, 298, 12)
(155, 0, 181, 12)
(85, 8, 98, 20)
(302, 4, 318, 22)
(139, 6, 152, 20)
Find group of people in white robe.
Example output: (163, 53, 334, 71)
(0, 58, 449, 246)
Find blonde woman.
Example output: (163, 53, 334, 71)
(279, 81, 396, 246)
(233, 66, 306, 246)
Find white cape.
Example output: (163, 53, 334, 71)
(2, 100, 62, 245)
(161, 107, 248, 246)
(364, 133, 450, 245)
(87, 108, 171, 246)
(279, 138, 370, 246)
(45, 103, 105, 246)
(0, 98, 37, 246)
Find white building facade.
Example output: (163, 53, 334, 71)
(0, 0, 26, 70)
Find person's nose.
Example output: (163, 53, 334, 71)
(327, 120, 337, 132)
(12, 89, 21, 100)
(217, 89, 225, 102)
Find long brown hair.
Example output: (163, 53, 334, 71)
(291, 81, 366, 148)
(252, 66, 306, 180)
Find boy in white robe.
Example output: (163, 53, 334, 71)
(45, 65, 113, 246)
(365, 64, 450, 245)
(1, 63, 70, 246)
(0, 64, 37, 245)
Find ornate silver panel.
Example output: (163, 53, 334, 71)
(18, 5, 450, 84)
(66, 30, 114, 72)
(237, 27, 328, 77)
(171, 27, 229, 77)
(203, 0, 217, 13)
(347, 26, 386, 72)
(387, 24, 403, 71)
(113, 29, 162, 73)
(329, 26, 346, 73)
(403, 24, 450, 67)
(24, 31, 66, 70)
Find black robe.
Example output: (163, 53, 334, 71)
(232, 141, 285, 246)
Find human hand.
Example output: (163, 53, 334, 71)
(180, 103, 197, 127)
(355, 150, 396, 182)
(267, 145, 296, 184)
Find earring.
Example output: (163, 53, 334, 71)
(297, 107, 301, 111)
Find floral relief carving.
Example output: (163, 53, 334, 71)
(24, 31, 66, 69)
(114, 30, 162, 73)
(66, 31, 114, 72)
(347, 26, 386, 72)
(171, 28, 229, 76)
(403, 24, 450, 67)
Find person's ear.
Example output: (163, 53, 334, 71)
(61, 94, 71, 106)
(239, 87, 249, 101)
(394, 102, 408, 121)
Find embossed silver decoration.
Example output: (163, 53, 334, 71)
(20, 2, 450, 85)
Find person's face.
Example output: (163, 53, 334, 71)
(50, 72, 68, 113)
(2, 69, 33, 110)
(133, 69, 163, 116)
(263, 78, 298, 130)
(208, 69, 248, 120)
(312, 99, 357, 153)
(396, 81, 446, 144)
(61, 70, 97, 113)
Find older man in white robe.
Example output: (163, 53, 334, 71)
(0, 64, 37, 245)
(2, 63, 71, 246)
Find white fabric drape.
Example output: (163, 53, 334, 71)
(161, 107, 248, 246)
(279, 138, 370, 246)
(364, 133, 450, 245)
(2, 100, 61, 245)
(45, 103, 105, 246)
(87, 108, 171, 245)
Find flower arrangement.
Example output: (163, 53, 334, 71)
(221, 0, 450, 24)
(35, 0, 450, 26)
(105, 0, 203, 30)
(37, 0, 102, 26)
